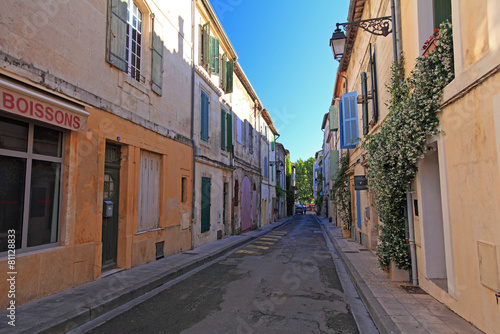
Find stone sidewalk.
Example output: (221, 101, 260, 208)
(0, 218, 292, 334)
(315, 215, 484, 334)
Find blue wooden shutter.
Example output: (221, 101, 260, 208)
(221, 109, 226, 150)
(210, 37, 220, 74)
(226, 113, 233, 152)
(106, 0, 128, 71)
(356, 190, 362, 229)
(201, 177, 211, 233)
(202, 22, 210, 66)
(201, 91, 209, 141)
(341, 91, 359, 149)
(151, 16, 164, 95)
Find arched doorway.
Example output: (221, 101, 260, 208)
(240, 176, 251, 232)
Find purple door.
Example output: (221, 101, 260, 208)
(241, 177, 251, 232)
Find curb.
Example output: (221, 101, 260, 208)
(313, 215, 400, 334)
(4, 218, 293, 334)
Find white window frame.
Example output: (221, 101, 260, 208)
(126, 1, 143, 81)
(0, 115, 64, 254)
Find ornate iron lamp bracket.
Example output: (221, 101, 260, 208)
(337, 16, 392, 37)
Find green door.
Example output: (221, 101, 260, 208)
(102, 143, 121, 271)
(201, 177, 211, 233)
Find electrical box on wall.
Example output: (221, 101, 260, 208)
(103, 201, 113, 218)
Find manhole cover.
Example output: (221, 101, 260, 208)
(401, 285, 427, 294)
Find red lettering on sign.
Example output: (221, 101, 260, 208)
(73, 116, 80, 129)
(55, 110, 64, 124)
(3, 92, 15, 110)
(34, 103, 44, 118)
(16, 97, 28, 114)
(0, 200, 18, 204)
(45, 106, 54, 121)
(64, 113, 72, 127)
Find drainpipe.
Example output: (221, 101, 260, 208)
(390, 0, 398, 62)
(407, 192, 418, 285)
(230, 107, 235, 234)
(190, 0, 196, 250)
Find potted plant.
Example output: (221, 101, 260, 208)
(422, 28, 439, 57)
(341, 224, 351, 238)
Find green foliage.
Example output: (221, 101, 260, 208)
(295, 157, 315, 203)
(331, 153, 352, 229)
(276, 183, 285, 199)
(363, 22, 454, 270)
(285, 157, 294, 215)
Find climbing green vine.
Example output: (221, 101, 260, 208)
(331, 153, 352, 230)
(363, 22, 454, 270)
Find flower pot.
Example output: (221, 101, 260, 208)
(341, 229, 351, 238)
(389, 261, 410, 282)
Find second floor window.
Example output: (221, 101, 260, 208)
(126, 1, 142, 81)
(107, 0, 144, 82)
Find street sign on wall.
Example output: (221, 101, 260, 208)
(354, 175, 368, 190)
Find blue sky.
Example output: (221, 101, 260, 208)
(212, 0, 350, 162)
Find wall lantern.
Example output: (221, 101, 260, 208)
(330, 16, 392, 61)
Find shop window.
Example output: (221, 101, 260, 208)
(0, 116, 63, 252)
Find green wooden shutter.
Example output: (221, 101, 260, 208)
(106, 0, 128, 71)
(329, 105, 339, 131)
(226, 113, 233, 152)
(226, 60, 234, 93)
(330, 150, 339, 180)
(271, 135, 275, 151)
(221, 109, 226, 150)
(433, 0, 452, 29)
(221, 53, 228, 91)
(151, 16, 164, 96)
(361, 72, 369, 135)
(201, 91, 209, 141)
(201, 177, 211, 233)
(370, 46, 379, 123)
(202, 22, 210, 66)
(210, 37, 220, 74)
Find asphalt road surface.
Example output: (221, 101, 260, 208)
(86, 215, 362, 334)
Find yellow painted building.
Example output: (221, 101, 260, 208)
(331, 0, 500, 332)
(0, 0, 194, 307)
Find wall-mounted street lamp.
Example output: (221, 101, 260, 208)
(330, 16, 393, 61)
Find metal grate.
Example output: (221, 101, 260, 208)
(155, 241, 164, 260)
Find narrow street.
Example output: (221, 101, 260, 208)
(85, 215, 367, 334)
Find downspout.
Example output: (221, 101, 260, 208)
(230, 107, 235, 234)
(338, 73, 348, 95)
(407, 192, 418, 285)
(258, 107, 262, 227)
(395, 0, 402, 63)
(190, 0, 196, 250)
(390, 0, 399, 62)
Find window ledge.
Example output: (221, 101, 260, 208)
(119, 71, 151, 101)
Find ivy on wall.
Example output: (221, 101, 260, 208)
(363, 22, 454, 270)
(331, 153, 352, 230)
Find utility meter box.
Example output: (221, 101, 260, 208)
(103, 201, 113, 218)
